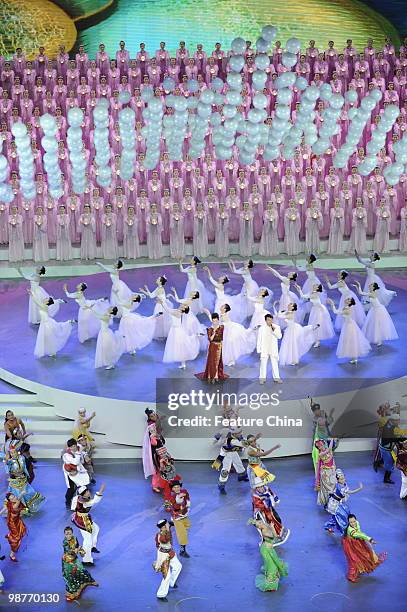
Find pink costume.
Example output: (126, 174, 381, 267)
(284, 206, 301, 256)
(327, 206, 345, 255)
(146, 211, 163, 260)
(305, 207, 323, 254)
(123, 214, 141, 259)
(373, 206, 391, 253)
(101, 212, 119, 260)
(8, 212, 24, 262)
(399, 208, 407, 252)
(214, 208, 230, 258)
(32, 214, 49, 262)
(349, 207, 368, 254)
(169, 207, 185, 260)
(239, 207, 254, 257)
(56, 212, 72, 261)
(259, 207, 279, 256)
(79, 212, 97, 260)
(193, 206, 209, 258)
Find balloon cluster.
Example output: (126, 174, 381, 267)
(118, 105, 136, 180)
(334, 89, 383, 170)
(187, 80, 212, 160)
(39, 113, 63, 199)
(264, 72, 295, 161)
(12, 121, 36, 200)
(163, 79, 188, 163)
(67, 107, 87, 194)
(92, 100, 112, 189)
(141, 86, 164, 169)
(0, 153, 13, 204)
(313, 87, 344, 156)
(386, 131, 407, 186)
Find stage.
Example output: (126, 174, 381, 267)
(0, 453, 404, 612)
(0, 261, 406, 402)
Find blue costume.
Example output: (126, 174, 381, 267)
(4, 453, 45, 515)
(324, 481, 350, 534)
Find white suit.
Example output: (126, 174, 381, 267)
(257, 322, 282, 381)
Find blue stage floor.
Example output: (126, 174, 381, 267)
(0, 452, 404, 612)
(0, 264, 405, 402)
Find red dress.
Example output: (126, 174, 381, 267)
(342, 523, 386, 582)
(195, 325, 229, 382)
(6, 499, 27, 553)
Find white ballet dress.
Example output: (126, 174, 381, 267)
(163, 312, 200, 363)
(362, 295, 398, 344)
(336, 309, 371, 360)
(34, 308, 72, 358)
(94, 316, 124, 368)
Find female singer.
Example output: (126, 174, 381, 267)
(195, 313, 228, 382)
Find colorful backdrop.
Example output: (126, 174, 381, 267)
(0, 0, 403, 59)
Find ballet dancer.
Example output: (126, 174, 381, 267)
(274, 302, 317, 367)
(168, 288, 206, 348)
(324, 270, 366, 330)
(157, 298, 199, 369)
(19, 266, 60, 324)
(355, 251, 397, 307)
(139, 275, 172, 339)
(203, 266, 243, 323)
(249, 289, 271, 329)
(114, 292, 157, 355)
(63, 282, 107, 343)
(86, 304, 123, 369)
(294, 283, 334, 348)
(265, 266, 303, 326)
(179, 256, 212, 312)
(28, 290, 74, 359)
(353, 281, 398, 347)
(327, 298, 371, 364)
(229, 259, 260, 319)
(95, 260, 133, 316)
(202, 304, 255, 367)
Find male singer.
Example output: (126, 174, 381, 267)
(257, 314, 282, 384)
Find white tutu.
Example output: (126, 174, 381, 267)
(362, 300, 398, 344)
(279, 320, 315, 366)
(163, 317, 200, 363)
(308, 303, 335, 341)
(184, 276, 213, 313)
(95, 321, 124, 368)
(78, 300, 107, 343)
(238, 276, 260, 318)
(110, 278, 133, 316)
(363, 274, 396, 307)
(183, 311, 207, 351)
(277, 288, 305, 326)
(153, 299, 173, 338)
(119, 311, 156, 352)
(302, 274, 327, 312)
(250, 302, 270, 329)
(29, 285, 60, 324)
(223, 319, 256, 365)
(335, 289, 366, 330)
(34, 314, 72, 358)
(214, 292, 246, 323)
(336, 315, 371, 360)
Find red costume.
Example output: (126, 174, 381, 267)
(6, 498, 27, 553)
(342, 521, 386, 582)
(195, 325, 228, 382)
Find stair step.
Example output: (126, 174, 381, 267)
(0, 394, 39, 403)
(32, 443, 140, 459)
(24, 420, 74, 433)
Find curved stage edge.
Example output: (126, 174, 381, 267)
(1, 365, 406, 459)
